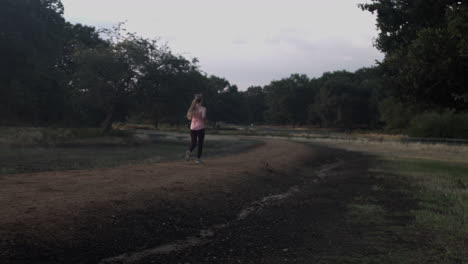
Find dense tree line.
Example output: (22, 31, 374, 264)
(359, 0, 468, 136)
(242, 68, 384, 129)
(0, 0, 384, 130)
(0, 0, 238, 131)
(1, 0, 467, 137)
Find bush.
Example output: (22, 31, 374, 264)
(379, 97, 416, 132)
(409, 110, 468, 139)
(38, 127, 135, 145)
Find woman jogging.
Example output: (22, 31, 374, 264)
(185, 94, 206, 164)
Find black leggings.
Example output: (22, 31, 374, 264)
(189, 129, 205, 159)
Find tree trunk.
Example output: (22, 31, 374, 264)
(154, 119, 159, 130)
(100, 108, 114, 134)
(153, 107, 159, 130)
(153, 113, 159, 130)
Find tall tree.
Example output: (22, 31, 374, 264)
(71, 26, 150, 132)
(244, 86, 267, 124)
(136, 47, 199, 129)
(0, 0, 67, 124)
(214, 85, 247, 124)
(202, 76, 231, 126)
(309, 70, 377, 129)
(264, 74, 314, 126)
(360, 0, 467, 109)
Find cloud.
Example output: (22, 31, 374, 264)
(232, 36, 248, 46)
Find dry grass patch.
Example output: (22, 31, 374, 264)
(296, 137, 468, 163)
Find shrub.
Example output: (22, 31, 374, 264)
(408, 110, 468, 139)
(38, 127, 135, 145)
(379, 97, 416, 132)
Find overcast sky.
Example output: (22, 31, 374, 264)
(61, 0, 383, 90)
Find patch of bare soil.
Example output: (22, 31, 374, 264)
(0, 140, 313, 263)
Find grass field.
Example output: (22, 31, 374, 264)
(0, 127, 258, 175)
(337, 157, 468, 263)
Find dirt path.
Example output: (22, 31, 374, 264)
(1, 139, 314, 263)
(132, 147, 376, 264)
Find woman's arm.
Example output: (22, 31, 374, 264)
(202, 107, 206, 121)
(186, 99, 198, 120)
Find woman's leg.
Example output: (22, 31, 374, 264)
(189, 130, 198, 152)
(197, 129, 205, 159)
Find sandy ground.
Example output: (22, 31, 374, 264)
(0, 139, 313, 263)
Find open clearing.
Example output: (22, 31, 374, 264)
(1, 132, 467, 263)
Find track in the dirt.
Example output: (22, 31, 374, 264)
(124, 147, 372, 264)
(0, 140, 375, 264)
(99, 185, 302, 264)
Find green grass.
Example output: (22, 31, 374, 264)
(0, 130, 258, 175)
(342, 158, 468, 263)
(388, 158, 468, 178)
(0, 126, 135, 147)
(0, 142, 184, 175)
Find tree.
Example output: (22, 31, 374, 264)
(71, 26, 150, 132)
(378, 96, 416, 131)
(264, 74, 314, 126)
(202, 76, 231, 126)
(156, 58, 202, 128)
(354, 67, 385, 128)
(360, 1, 467, 109)
(0, 0, 67, 124)
(219, 85, 248, 124)
(359, 0, 460, 55)
(244, 86, 267, 124)
(136, 47, 199, 129)
(310, 70, 379, 129)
